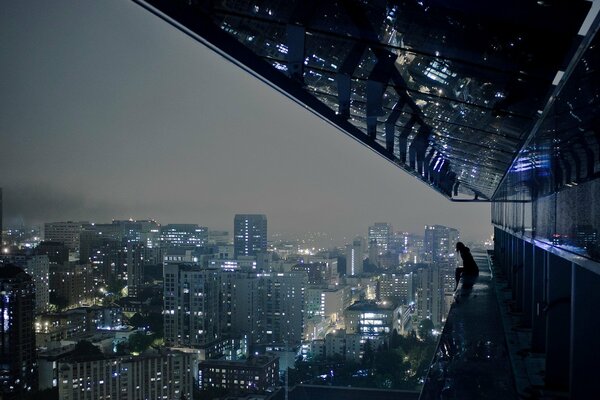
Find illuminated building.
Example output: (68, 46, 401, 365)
(368, 222, 393, 255)
(423, 225, 459, 265)
(197, 354, 278, 394)
(1, 252, 50, 312)
(304, 286, 349, 323)
(378, 272, 415, 306)
(126, 241, 145, 298)
(344, 300, 400, 341)
(225, 271, 265, 345)
(57, 350, 193, 400)
(415, 264, 444, 328)
(163, 264, 220, 347)
(44, 221, 88, 252)
(324, 329, 363, 362)
(261, 272, 307, 346)
(0, 188, 3, 248)
(345, 238, 363, 276)
(159, 223, 207, 249)
(0, 265, 37, 399)
(233, 214, 267, 258)
(49, 263, 96, 309)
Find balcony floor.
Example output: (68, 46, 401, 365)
(420, 250, 518, 399)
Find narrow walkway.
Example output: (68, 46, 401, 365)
(420, 250, 518, 399)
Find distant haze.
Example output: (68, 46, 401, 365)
(0, 0, 492, 246)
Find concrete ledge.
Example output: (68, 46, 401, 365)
(419, 250, 518, 400)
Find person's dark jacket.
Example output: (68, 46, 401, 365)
(459, 246, 479, 275)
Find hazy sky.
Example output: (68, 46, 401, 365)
(0, 0, 492, 245)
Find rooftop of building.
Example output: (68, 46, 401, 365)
(199, 354, 278, 368)
(346, 300, 397, 312)
(0, 263, 31, 280)
(270, 384, 420, 400)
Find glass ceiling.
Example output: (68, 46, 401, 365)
(135, 0, 596, 201)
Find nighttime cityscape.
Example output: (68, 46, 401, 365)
(1, 1, 600, 400)
(0, 208, 492, 400)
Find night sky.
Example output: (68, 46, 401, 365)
(0, 0, 492, 245)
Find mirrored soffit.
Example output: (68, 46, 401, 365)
(134, 0, 599, 201)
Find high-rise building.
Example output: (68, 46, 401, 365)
(126, 241, 145, 298)
(221, 270, 307, 347)
(79, 220, 162, 277)
(378, 272, 415, 306)
(44, 221, 88, 252)
(208, 230, 230, 245)
(415, 264, 445, 328)
(368, 223, 393, 255)
(0, 265, 37, 399)
(0, 188, 3, 248)
(78, 223, 124, 275)
(160, 224, 208, 249)
(423, 226, 458, 265)
(304, 286, 349, 323)
(1, 253, 50, 312)
(58, 350, 194, 400)
(35, 241, 69, 264)
(261, 272, 307, 346)
(49, 263, 95, 309)
(345, 238, 364, 276)
(81, 235, 125, 282)
(226, 271, 265, 345)
(233, 214, 267, 258)
(163, 264, 220, 347)
(197, 354, 278, 394)
(424, 225, 460, 264)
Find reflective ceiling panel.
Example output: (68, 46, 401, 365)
(134, 0, 596, 201)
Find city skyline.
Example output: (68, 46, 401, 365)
(1, 0, 491, 245)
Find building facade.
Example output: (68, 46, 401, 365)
(57, 350, 194, 400)
(1, 253, 50, 312)
(378, 272, 415, 306)
(44, 221, 88, 252)
(368, 223, 393, 255)
(0, 265, 37, 399)
(159, 224, 208, 249)
(344, 300, 400, 340)
(345, 238, 364, 276)
(415, 264, 445, 328)
(233, 214, 267, 258)
(49, 263, 96, 309)
(424, 225, 459, 265)
(197, 354, 278, 394)
(261, 272, 307, 346)
(163, 264, 221, 347)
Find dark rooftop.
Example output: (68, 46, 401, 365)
(0, 263, 31, 280)
(347, 300, 397, 311)
(270, 384, 420, 400)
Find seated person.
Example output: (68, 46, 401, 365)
(455, 242, 479, 290)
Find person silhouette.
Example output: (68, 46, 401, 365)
(455, 242, 479, 291)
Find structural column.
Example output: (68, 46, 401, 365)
(531, 245, 546, 353)
(569, 265, 600, 398)
(544, 253, 571, 391)
(513, 237, 524, 310)
(521, 241, 534, 328)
